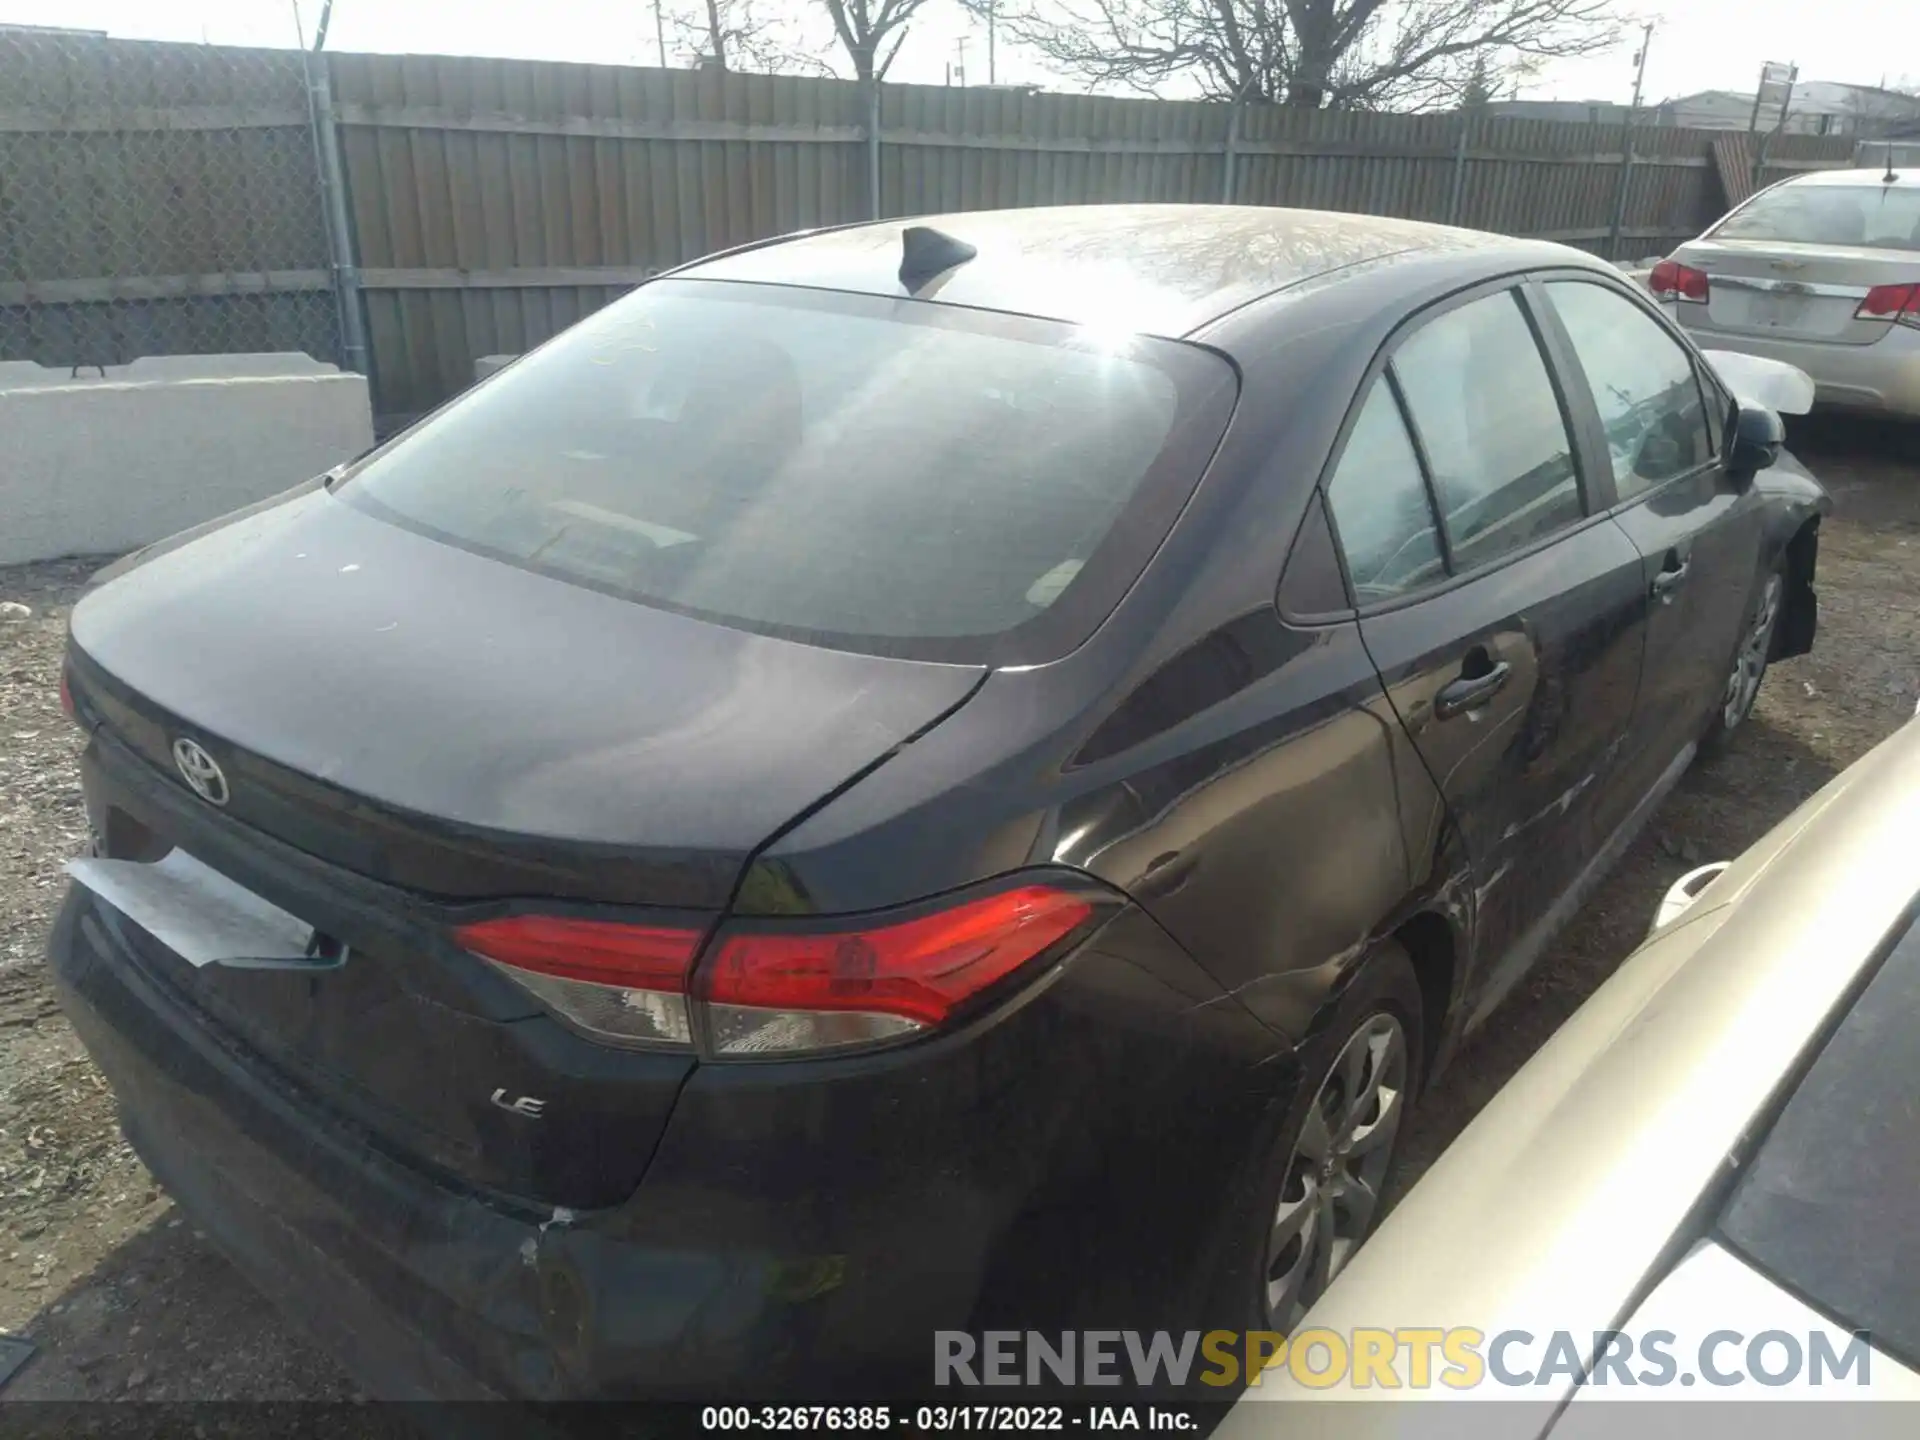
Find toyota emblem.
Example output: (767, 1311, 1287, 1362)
(172, 738, 230, 807)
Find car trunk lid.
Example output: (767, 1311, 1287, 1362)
(1676, 238, 1920, 345)
(67, 490, 984, 1208)
(72, 490, 984, 906)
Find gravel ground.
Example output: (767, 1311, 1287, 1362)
(1, 416, 1917, 1399)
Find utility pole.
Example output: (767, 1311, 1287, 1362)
(291, 0, 370, 376)
(654, 0, 668, 67)
(1605, 20, 1654, 260)
(986, 0, 996, 84)
(1627, 22, 1652, 112)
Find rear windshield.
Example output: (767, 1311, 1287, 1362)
(1717, 915, 1920, 1367)
(340, 280, 1236, 663)
(1715, 183, 1920, 252)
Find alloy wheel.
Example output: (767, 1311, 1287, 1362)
(1263, 1012, 1408, 1328)
(1723, 573, 1782, 732)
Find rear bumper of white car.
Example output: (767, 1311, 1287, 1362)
(1666, 309, 1920, 418)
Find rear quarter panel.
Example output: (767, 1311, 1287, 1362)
(753, 277, 1473, 1047)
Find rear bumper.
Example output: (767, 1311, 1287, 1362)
(53, 888, 573, 1399)
(1671, 311, 1920, 417)
(51, 883, 1285, 1400)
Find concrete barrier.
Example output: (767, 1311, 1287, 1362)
(0, 354, 373, 565)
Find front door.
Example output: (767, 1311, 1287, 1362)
(1323, 284, 1648, 1016)
(1533, 276, 1767, 795)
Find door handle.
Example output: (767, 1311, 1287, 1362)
(1651, 559, 1691, 600)
(1435, 660, 1513, 720)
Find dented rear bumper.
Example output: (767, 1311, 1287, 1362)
(48, 887, 910, 1400)
(49, 883, 1284, 1399)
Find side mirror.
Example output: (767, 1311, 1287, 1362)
(1724, 401, 1784, 483)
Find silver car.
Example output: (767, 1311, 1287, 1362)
(1653, 166, 1920, 418)
(1221, 713, 1920, 1425)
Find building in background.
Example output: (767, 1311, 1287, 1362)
(1473, 85, 1920, 140)
(1659, 81, 1920, 138)
(1482, 99, 1637, 126)
(1856, 114, 1920, 169)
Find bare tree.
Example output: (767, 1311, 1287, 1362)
(1458, 49, 1497, 108)
(702, 0, 732, 67)
(661, 0, 831, 72)
(816, 0, 939, 83)
(995, 0, 1619, 109)
(663, 0, 938, 86)
(1842, 81, 1920, 140)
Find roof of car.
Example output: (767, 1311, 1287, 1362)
(679, 204, 1571, 338)
(1783, 166, 1920, 187)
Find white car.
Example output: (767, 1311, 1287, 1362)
(1652, 167, 1920, 418)
(1220, 714, 1920, 1427)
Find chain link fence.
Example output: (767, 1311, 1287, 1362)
(0, 28, 343, 374)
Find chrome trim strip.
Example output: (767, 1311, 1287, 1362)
(1707, 273, 1868, 300)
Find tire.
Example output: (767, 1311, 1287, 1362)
(1235, 943, 1426, 1333)
(1701, 563, 1785, 757)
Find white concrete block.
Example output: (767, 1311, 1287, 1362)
(0, 354, 374, 565)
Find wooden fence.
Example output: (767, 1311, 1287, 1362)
(0, 34, 1862, 423)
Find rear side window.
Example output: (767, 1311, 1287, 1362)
(1278, 491, 1351, 616)
(1324, 378, 1446, 603)
(1544, 280, 1714, 500)
(1393, 290, 1584, 571)
(340, 280, 1236, 663)
(1716, 183, 1920, 252)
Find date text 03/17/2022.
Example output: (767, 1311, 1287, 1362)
(699, 1406, 1200, 1431)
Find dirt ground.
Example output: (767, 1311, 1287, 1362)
(1, 416, 1918, 1400)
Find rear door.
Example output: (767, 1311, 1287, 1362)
(1323, 281, 1648, 1016)
(1534, 275, 1766, 789)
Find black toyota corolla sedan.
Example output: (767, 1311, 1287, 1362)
(49, 205, 1827, 1400)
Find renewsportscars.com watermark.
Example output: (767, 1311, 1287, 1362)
(934, 1329, 1875, 1390)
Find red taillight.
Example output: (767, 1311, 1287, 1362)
(1856, 283, 1920, 328)
(701, 884, 1092, 1036)
(454, 914, 699, 989)
(456, 881, 1097, 1058)
(58, 668, 75, 722)
(1650, 259, 1710, 303)
(454, 914, 702, 1049)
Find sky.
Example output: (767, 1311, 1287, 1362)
(0, 0, 1910, 107)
